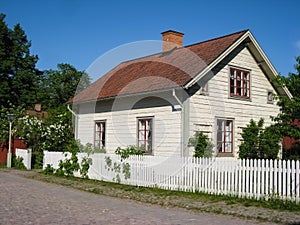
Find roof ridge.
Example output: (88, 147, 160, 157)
(184, 29, 249, 48)
(120, 29, 249, 64)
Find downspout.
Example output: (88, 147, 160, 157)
(67, 104, 79, 140)
(172, 89, 184, 157)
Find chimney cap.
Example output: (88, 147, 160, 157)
(161, 30, 184, 36)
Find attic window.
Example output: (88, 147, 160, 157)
(200, 82, 208, 95)
(267, 90, 273, 103)
(230, 68, 250, 99)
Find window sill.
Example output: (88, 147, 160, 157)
(229, 96, 251, 101)
(216, 153, 234, 157)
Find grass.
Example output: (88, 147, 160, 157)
(37, 171, 300, 212)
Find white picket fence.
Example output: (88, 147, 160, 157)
(16, 148, 32, 170)
(43, 151, 300, 202)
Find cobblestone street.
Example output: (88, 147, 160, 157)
(0, 170, 280, 225)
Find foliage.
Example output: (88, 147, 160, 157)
(239, 118, 281, 159)
(32, 151, 43, 169)
(115, 145, 145, 160)
(267, 192, 300, 211)
(51, 150, 92, 179)
(273, 56, 300, 139)
(0, 14, 41, 109)
(80, 156, 92, 179)
(103, 146, 141, 183)
(42, 106, 75, 152)
(56, 152, 80, 177)
(15, 106, 77, 153)
(78, 142, 106, 155)
(282, 142, 300, 160)
(104, 156, 131, 183)
(189, 131, 213, 158)
(41, 64, 90, 109)
(12, 155, 26, 170)
(0, 104, 25, 143)
(43, 164, 55, 175)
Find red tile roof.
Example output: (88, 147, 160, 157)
(70, 30, 248, 103)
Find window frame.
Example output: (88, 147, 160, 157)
(137, 117, 153, 154)
(94, 120, 106, 150)
(200, 82, 209, 95)
(229, 67, 251, 99)
(216, 118, 233, 154)
(267, 90, 274, 104)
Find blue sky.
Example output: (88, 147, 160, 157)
(1, 0, 300, 81)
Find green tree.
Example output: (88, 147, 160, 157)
(274, 56, 300, 139)
(0, 14, 41, 109)
(239, 118, 281, 159)
(0, 103, 25, 143)
(41, 64, 90, 109)
(189, 131, 213, 158)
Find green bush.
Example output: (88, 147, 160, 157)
(189, 131, 213, 158)
(43, 164, 55, 174)
(115, 145, 144, 160)
(78, 142, 106, 155)
(12, 156, 26, 170)
(239, 118, 281, 159)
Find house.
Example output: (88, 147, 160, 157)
(68, 30, 291, 158)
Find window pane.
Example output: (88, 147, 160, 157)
(138, 118, 153, 153)
(217, 119, 233, 153)
(230, 69, 235, 95)
(237, 71, 242, 96)
(230, 68, 250, 98)
(95, 121, 106, 149)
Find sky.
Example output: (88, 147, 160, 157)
(1, 0, 300, 82)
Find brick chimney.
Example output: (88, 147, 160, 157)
(161, 30, 184, 52)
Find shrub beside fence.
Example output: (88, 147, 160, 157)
(43, 151, 300, 203)
(16, 148, 31, 170)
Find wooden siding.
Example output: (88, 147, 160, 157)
(77, 97, 182, 156)
(189, 47, 280, 157)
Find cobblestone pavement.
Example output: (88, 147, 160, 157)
(0, 170, 280, 225)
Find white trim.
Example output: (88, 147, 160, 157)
(184, 30, 293, 99)
(185, 31, 250, 89)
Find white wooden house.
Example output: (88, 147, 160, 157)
(68, 30, 291, 157)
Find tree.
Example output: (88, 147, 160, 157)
(189, 131, 213, 158)
(239, 118, 281, 159)
(0, 14, 41, 109)
(41, 64, 90, 109)
(274, 56, 300, 139)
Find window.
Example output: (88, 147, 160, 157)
(230, 68, 250, 98)
(217, 119, 233, 153)
(200, 82, 208, 95)
(138, 118, 153, 153)
(267, 90, 273, 103)
(95, 121, 106, 149)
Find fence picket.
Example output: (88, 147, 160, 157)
(43, 151, 300, 203)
